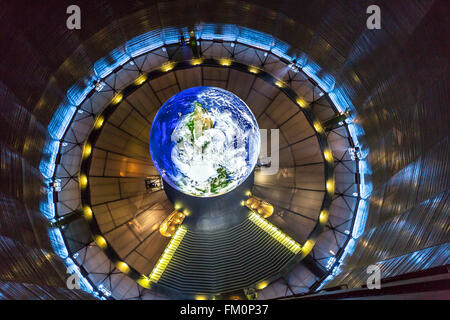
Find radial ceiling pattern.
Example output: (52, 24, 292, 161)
(52, 36, 360, 299)
(2, 0, 447, 301)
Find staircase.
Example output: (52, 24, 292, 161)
(156, 215, 297, 295)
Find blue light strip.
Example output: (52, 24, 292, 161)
(48, 228, 69, 259)
(162, 27, 183, 45)
(67, 82, 95, 107)
(303, 62, 335, 93)
(48, 226, 101, 297)
(39, 140, 60, 180)
(94, 47, 130, 79)
(126, 29, 165, 57)
(237, 27, 273, 50)
(358, 159, 373, 199)
(352, 199, 369, 239)
(198, 24, 238, 41)
(39, 190, 55, 220)
(65, 257, 96, 295)
(271, 39, 292, 61)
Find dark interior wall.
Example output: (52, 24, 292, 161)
(0, 0, 448, 297)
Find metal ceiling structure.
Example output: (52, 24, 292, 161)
(50, 39, 354, 299)
(0, 0, 448, 299)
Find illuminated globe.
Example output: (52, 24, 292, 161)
(150, 86, 260, 197)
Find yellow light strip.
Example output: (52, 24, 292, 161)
(256, 281, 269, 290)
(302, 239, 315, 255)
(149, 225, 187, 282)
(248, 212, 301, 254)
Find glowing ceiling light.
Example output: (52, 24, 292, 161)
(79, 174, 88, 189)
(274, 80, 285, 88)
(82, 143, 92, 158)
(174, 202, 182, 210)
(296, 97, 308, 108)
(191, 58, 203, 66)
(256, 281, 269, 290)
(115, 261, 130, 274)
(326, 179, 335, 194)
(94, 115, 104, 129)
(94, 235, 108, 250)
(195, 295, 207, 300)
(248, 66, 259, 74)
(218, 58, 232, 66)
(161, 62, 175, 72)
(319, 210, 328, 224)
(302, 239, 315, 255)
(111, 93, 123, 105)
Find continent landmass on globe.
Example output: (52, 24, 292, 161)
(171, 101, 233, 196)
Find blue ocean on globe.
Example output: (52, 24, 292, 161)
(149, 86, 260, 197)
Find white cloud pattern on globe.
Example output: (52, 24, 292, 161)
(149, 87, 260, 197)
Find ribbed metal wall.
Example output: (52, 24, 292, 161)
(0, 0, 448, 298)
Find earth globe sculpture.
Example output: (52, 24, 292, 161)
(149, 86, 260, 197)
